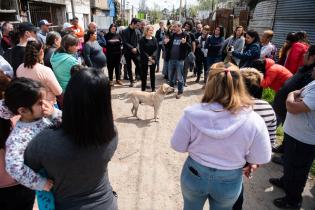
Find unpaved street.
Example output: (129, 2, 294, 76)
(109, 72, 315, 210)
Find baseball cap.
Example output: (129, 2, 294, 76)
(39, 19, 52, 27)
(18, 22, 38, 32)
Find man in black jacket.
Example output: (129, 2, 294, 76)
(155, 21, 166, 73)
(272, 45, 315, 157)
(164, 21, 191, 99)
(121, 18, 141, 87)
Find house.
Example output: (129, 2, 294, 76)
(248, 0, 315, 48)
(91, 0, 113, 30)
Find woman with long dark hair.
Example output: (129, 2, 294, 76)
(222, 26, 245, 65)
(231, 30, 261, 67)
(16, 40, 62, 105)
(83, 31, 107, 69)
(44, 31, 61, 69)
(205, 25, 225, 79)
(105, 23, 123, 86)
(51, 34, 79, 91)
(24, 68, 118, 210)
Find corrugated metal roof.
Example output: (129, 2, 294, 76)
(248, 0, 277, 36)
(273, 0, 315, 48)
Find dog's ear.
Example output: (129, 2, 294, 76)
(162, 84, 167, 93)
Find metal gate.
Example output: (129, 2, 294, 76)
(272, 0, 315, 48)
(29, 1, 66, 27)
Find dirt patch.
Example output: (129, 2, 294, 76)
(109, 71, 315, 210)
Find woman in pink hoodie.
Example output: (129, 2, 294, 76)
(171, 62, 271, 210)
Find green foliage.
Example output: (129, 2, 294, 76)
(311, 161, 315, 176)
(262, 88, 275, 104)
(197, 0, 215, 10)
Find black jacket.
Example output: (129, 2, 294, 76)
(155, 28, 166, 46)
(165, 32, 191, 61)
(139, 37, 158, 63)
(273, 64, 314, 124)
(121, 27, 141, 55)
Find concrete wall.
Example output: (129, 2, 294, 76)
(66, 0, 91, 29)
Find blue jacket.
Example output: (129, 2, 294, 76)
(233, 42, 261, 67)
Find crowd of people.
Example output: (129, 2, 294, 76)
(0, 16, 314, 210)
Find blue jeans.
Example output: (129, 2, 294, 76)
(168, 59, 184, 94)
(206, 56, 221, 81)
(181, 157, 243, 210)
(162, 60, 169, 77)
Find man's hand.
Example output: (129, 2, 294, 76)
(181, 37, 187, 44)
(131, 48, 137, 54)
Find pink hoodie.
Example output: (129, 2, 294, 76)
(171, 103, 272, 170)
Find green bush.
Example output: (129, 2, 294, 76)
(262, 88, 276, 104)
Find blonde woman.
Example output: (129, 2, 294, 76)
(139, 25, 158, 92)
(171, 62, 271, 210)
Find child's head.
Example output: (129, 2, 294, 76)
(5, 78, 45, 121)
(70, 64, 85, 77)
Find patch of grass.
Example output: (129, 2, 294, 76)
(262, 88, 276, 104)
(311, 161, 315, 176)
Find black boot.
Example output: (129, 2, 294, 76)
(195, 74, 200, 83)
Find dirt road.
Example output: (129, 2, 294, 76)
(109, 71, 315, 210)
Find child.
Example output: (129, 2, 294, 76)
(194, 40, 204, 83)
(3, 77, 61, 210)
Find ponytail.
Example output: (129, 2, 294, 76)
(24, 40, 43, 68)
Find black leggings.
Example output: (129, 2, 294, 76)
(0, 184, 35, 210)
(141, 62, 156, 91)
(107, 54, 121, 81)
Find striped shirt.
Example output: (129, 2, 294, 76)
(254, 99, 277, 145)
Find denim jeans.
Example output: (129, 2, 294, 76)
(181, 157, 243, 210)
(168, 59, 184, 94)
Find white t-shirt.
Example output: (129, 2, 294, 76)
(284, 80, 315, 145)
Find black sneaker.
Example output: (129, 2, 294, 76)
(273, 197, 301, 209)
(129, 82, 135, 87)
(272, 144, 284, 154)
(272, 156, 284, 165)
(269, 178, 284, 190)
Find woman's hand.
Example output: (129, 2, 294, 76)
(243, 164, 259, 179)
(43, 179, 54, 191)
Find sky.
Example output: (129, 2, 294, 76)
(127, 0, 198, 10)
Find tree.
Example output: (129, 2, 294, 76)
(197, 0, 215, 11)
(188, 5, 198, 18)
(147, 3, 162, 23)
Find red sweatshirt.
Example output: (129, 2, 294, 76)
(284, 42, 309, 74)
(261, 58, 293, 92)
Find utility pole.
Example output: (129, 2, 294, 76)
(70, 0, 76, 19)
(179, 0, 182, 22)
(132, 5, 134, 18)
